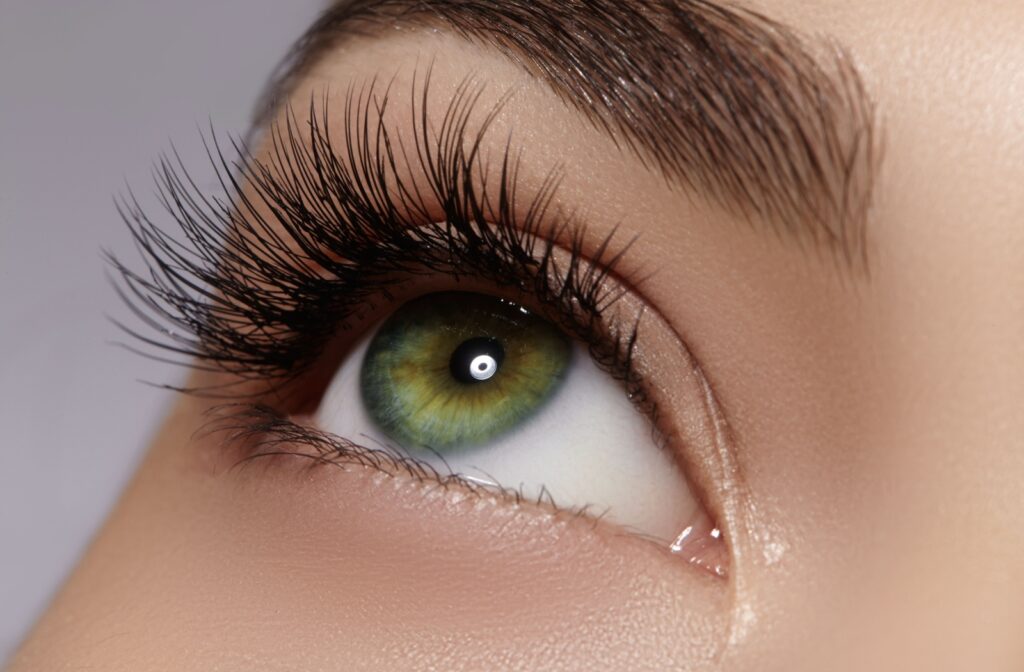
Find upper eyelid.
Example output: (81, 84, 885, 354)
(108, 73, 642, 397)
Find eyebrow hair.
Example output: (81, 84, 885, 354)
(254, 0, 880, 269)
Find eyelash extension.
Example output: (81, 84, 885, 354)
(108, 71, 651, 422)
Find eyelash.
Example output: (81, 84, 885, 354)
(109, 74, 657, 480)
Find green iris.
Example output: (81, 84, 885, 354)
(360, 291, 571, 452)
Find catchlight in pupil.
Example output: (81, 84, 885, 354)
(450, 337, 504, 383)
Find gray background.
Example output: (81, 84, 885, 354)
(0, 1, 324, 659)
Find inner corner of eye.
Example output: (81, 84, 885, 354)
(312, 290, 711, 548)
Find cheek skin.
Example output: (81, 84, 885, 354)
(10, 396, 728, 671)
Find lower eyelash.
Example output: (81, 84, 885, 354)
(206, 402, 611, 521)
(107, 70, 648, 409)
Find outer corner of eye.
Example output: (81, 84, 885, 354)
(313, 290, 728, 577)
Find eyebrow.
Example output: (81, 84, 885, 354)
(254, 0, 880, 269)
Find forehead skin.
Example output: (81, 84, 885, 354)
(11, 1, 1024, 671)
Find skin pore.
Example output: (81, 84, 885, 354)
(10, 1, 1024, 670)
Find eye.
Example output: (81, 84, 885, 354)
(359, 292, 571, 450)
(111, 76, 728, 576)
(316, 290, 703, 543)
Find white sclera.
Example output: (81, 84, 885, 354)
(316, 333, 698, 541)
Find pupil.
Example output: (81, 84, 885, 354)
(449, 336, 505, 384)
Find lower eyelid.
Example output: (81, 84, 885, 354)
(211, 400, 725, 573)
(215, 426, 733, 601)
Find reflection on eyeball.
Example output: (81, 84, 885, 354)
(316, 291, 699, 542)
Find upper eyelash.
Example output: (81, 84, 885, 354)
(107, 69, 649, 413)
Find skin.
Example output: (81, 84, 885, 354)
(10, 1, 1024, 670)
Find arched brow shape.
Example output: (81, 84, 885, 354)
(255, 0, 880, 270)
